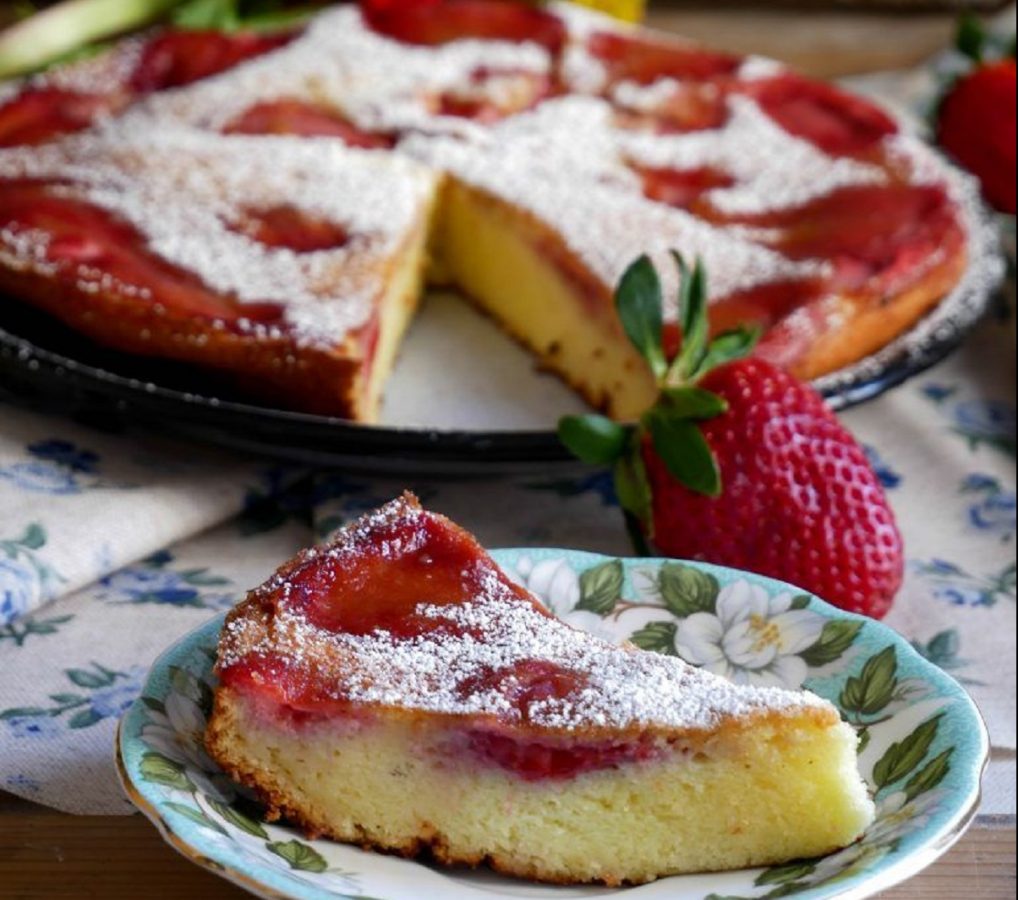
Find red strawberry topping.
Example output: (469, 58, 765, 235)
(0, 88, 117, 148)
(717, 183, 964, 294)
(587, 30, 740, 87)
(741, 73, 898, 157)
(129, 29, 296, 94)
(637, 164, 735, 211)
(937, 58, 1016, 214)
(615, 82, 729, 134)
(360, 0, 565, 53)
(228, 205, 351, 253)
(0, 181, 285, 327)
(224, 99, 395, 147)
(435, 68, 554, 122)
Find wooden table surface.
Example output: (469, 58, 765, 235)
(1, 3, 1014, 898)
(0, 790, 1014, 898)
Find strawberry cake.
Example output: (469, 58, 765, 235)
(0, 1, 989, 420)
(206, 494, 875, 885)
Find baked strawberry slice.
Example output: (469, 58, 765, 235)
(587, 30, 740, 87)
(435, 68, 555, 122)
(637, 165, 735, 211)
(0, 87, 118, 148)
(130, 28, 297, 93)
(360, 0, 565, 53)
(741, 73, 897, 158)
(718, 183, 964, 294)
(224, 99, 395, 148)
(559, 255, 903, 618)
(0, 180, 285, 326)
(229, 204, 351, 253)
(615, 82, 729, 134)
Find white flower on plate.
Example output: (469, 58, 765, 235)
(142, 691, 235, 802)
(510, 557, 620, 643)
(675, 580, 825, 688)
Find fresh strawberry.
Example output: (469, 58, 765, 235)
(935, 16, 1016, 215)
(587, 30, 740, 86)
(224, 99, 395, 147)
(741, 73, 898, 157)
(938, 59, 1016, 214)
(359, 0, 565, 53)
(130, 29, 296, 94)
(559, 255, 903, 618)
(0, 88, 117, 148)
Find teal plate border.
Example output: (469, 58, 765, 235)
(118, 550, 989, 900)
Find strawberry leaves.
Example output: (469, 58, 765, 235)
(645, 410, 720, 497)
(557, 252, 759, 531)
(615, 255, 668, 380)
(558, 414, 628, 465)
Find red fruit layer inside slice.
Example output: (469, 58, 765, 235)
(741, 73, 897, 158)
(0, 88, 116, 148)
(229, 205, 350, 253)
(720, 183, 963, 293)
(224, 99, 395, 148)
(637, 164, 735, 210)
(360, 0, 565, 53)
(465, 729, 661, 781)
(130, 29, 297, 94)
(0, 181, 285, 327)
(588, 30, 740, 87)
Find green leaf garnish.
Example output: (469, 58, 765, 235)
(669, 253, 709, 383)
(956, 13, 986, 63)
(558, 415, 630, 466)
(558, 252, 760, 547)
(660, 385, 728, 420)
(695, 325, 761, 377)
(615, 255, 667, 380)
(172, 0, 241, 30)
(613, 446, 654, 533)
(644, 409, 721, 498)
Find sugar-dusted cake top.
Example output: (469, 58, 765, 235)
(217, 495, 831, 735)
(0, 121, 439, 345)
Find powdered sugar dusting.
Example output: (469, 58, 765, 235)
(402, 96, 824, 307)
(221, 499, 826, 733)
(0, 121, 438, 345)
(622, 95, 886, 215)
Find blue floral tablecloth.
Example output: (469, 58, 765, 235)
(0, 296, 1013, 816)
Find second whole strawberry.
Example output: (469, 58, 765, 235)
(559, 255, 904, 619)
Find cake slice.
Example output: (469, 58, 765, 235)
(206, 494, 874, 885)
(0, 122, 440, 419)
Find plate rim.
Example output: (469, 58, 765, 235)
(116, 550, 991, 900)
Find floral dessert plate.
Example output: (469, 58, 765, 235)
(117, 550, 988, 900)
